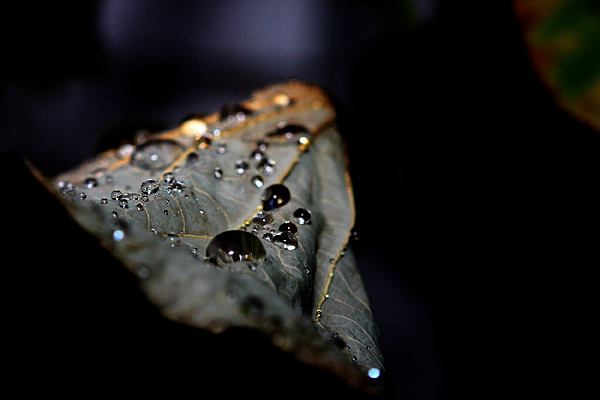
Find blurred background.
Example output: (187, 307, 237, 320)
(2, 1, 599, 399)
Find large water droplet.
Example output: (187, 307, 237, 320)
(293, 208, 312, 225)
(261, 184, 290, 211)
(272, 231, 298, 250)
(131, 140, 183, 170)
(206, 230, 267, 265)
(140, 179, 159, 195)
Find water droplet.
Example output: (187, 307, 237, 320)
(84, 177, 98, 189)
(163, 209, 169, 215)
(253, 211, 274, 226)
(110, 190, 122, 200)
(118, 199, 129, 209)
(162, 172, 175, 183)
(351, 356, 358, 362)
(257, 158, 276, 176)
(206, 230, 266, 265)
(256, 139, 268, 152)
(214, 167, 223, 179)
(219, 103, 251, 122)
(272, 231, 298, 250)
(249, 149, 264, 161)
(164, 233, 181, 247)
(267, 123, 309, 139)
(278, 222, 297, 234)
(140, 179, 159, 195)
(186, 152, 200, 165)
(75, 192, 86, 202)
(293, 208, 312, 225)
(351, 228, 360, 241)
(136, 203, 144, 211)
(131, 140, 183, 170)
(261, 184, 290, 211)
(165, 180, 185, 194)
(235, 160, 249, 174)
(217, 143, 227, 155)
(100, 198, 108, 204)
(113, 229, 125, 241)
(368, 368, 381, 379)
(58, 181, 74, 195)
(251, 175, 264, 188)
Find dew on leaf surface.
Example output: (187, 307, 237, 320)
(261, 184, 290, 211)
(206, 230, 267, 265)
(293, 208, 311, 225)
(131, 140, 183, 171)
(272, 231, 298, 251)
(140, 179, 159, 195)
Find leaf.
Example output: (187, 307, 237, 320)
(514, 0, 600, 132)
(46, 81, 384, 393)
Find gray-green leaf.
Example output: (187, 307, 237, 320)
(48, 81, 384, 393)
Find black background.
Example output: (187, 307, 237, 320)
(2, 1, 598, 399)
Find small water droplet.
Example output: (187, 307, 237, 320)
(272, 231, 298, 250)
(75, 192, 86, 202)
(352, 356, 358, 362)
(100, 198, 108, 204)
(186, 151, 200, 165)
(164, 233, 181, 247)
(267, 123, 309, 139)
(58, 181, 74, 195)
(140, 179, 159, 195)
(368, 368, 381, 379)
(251, 175, 264, 188)
(235, 160, 249, 174)
(256, 139, 268, 152)
(217, 143, 227, 154)
(206, 230, 267, 265)
(261, 184, 290, 211)
(113, 229, 125, 241)
(278, 221, 297, 234)
(214, 167, 223, 179)
(136, 203, 144, 211)
(293, 208, 311, 225)
(118, 199, 129, 209)
(249, 149, 264, 161)
(252, 211, 273, 226)
(257, 158, 276, 176)
(110, 190, 122, 200)
(83, 177, 98, 189)
(162, 172, 175, 183)
(163, 209, 169, 215)
(131, 140, 182, 170)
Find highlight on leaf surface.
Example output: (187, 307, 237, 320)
(46, 80, 385, 395)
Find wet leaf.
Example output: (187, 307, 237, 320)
(46, 81, 384, 394)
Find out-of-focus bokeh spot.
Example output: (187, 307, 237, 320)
(514, 0, 600, 132)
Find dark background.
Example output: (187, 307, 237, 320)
(2, 1, 598, 399)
